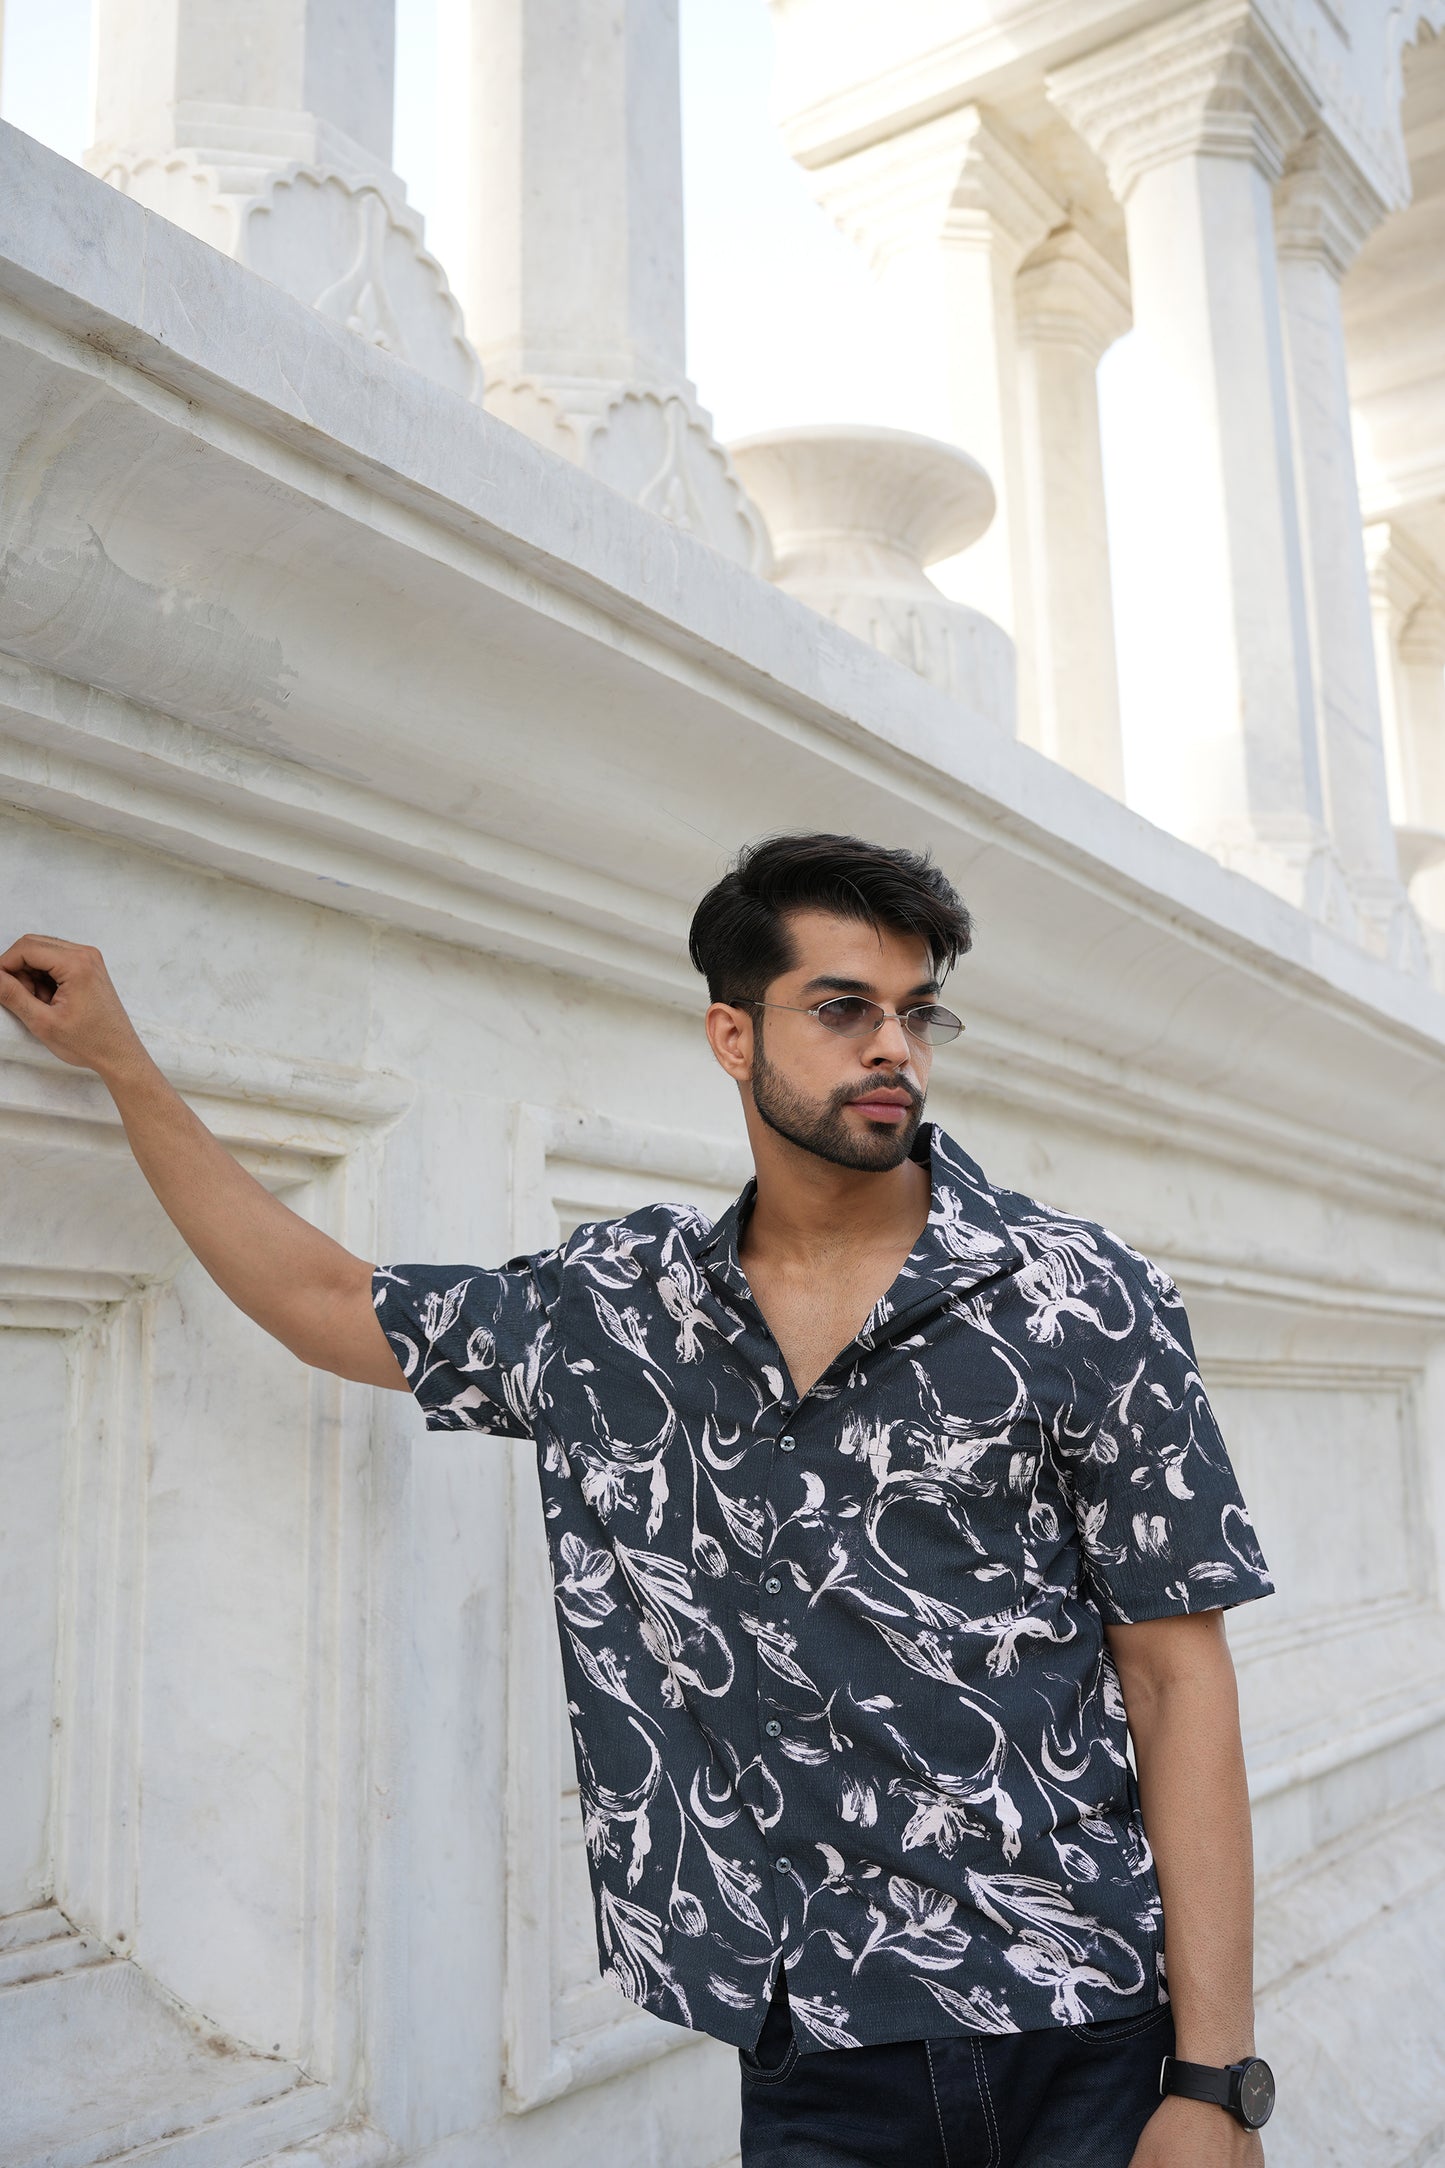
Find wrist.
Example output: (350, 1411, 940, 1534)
(94, 1036, 161, 1097)
(1168, 2002, 1256, 2065)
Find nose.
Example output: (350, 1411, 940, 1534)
(866, 1012, 914, 1066)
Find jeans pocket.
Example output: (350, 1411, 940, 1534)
(1066, 2002, 1173, 2049)
(739, 2035, 801, 2086)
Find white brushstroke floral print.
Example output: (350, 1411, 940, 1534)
(375, 1126, 1272, 2054)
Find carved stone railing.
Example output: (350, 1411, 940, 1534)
(728, 425, 1015, 732)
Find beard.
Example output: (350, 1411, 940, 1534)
(751, 1048, 925, 1172)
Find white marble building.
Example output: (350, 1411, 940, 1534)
(2, 2, 1445, 2164)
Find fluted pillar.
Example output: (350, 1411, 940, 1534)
(1014, 229, 1130, 796)
(439, 0, 766, 568)
(1050, 2, 1349, 925)
(805, 107, 1061, 740)
(1274, 134, 1423, 969)
(86, 0, 478, 396)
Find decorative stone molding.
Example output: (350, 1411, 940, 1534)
(1047, 0, 1321, 198)
(806, 103, 1062, 277)
(1275, 128, 1391, 277)
(728, 425, 1015, 730)
(1014, 227, 1131, 363)
(1211, 811, 1357, 934)
(485, 376, 770, 572)
(85, 0, 482, 403)
(1366, 522, 1445, 650)
(90, 139, 481, 402)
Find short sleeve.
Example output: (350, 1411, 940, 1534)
(372, 1251, 563, 1438)
(1069, 1271, 1274, 1625)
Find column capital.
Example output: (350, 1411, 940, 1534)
(1275, 129, 1389, 277)
(1047, 0, 1318, 201)
(1365, 520, 1445, 631)
(810, 104, 1062, 274)
(1014, 228, 1131, 360)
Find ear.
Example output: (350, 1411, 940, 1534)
(705, 1000, 755, 1082)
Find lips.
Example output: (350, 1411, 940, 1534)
(847, 1091, 915, 1124)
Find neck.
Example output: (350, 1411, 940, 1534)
(740, 1112, 932, 1263)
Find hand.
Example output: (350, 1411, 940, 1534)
(1129, 2096, 1265, 2166)
(0, 935, 150, 1080)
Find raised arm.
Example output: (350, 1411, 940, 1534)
(0, 934, 407, 1389)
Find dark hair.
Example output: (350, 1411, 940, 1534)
(687, 833, 972, 1004)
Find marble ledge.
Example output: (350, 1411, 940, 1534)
(3, 122, 1445, 1067)
(0, 1022, 412, 1164)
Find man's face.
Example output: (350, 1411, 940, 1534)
(714, 909, 938, 1173)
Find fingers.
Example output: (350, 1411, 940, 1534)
(0, 933, 98, 979)
(0, 963, 59, 1029)
(0, 937, 133, 1073)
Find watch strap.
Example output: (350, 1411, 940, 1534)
(1159, 2057, 1233, 2110)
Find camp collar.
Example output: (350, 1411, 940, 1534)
(693, 1122, 1023, 1341)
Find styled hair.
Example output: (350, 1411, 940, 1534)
(687, 833, 972, 1004)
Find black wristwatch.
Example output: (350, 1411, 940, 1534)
(1160, 2054, 1276, 2130)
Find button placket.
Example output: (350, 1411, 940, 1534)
(758, 1417, 807, 1886)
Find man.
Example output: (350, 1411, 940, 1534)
(0, 833, 1274, 2167)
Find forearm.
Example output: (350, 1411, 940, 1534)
(1, 934, 404, 1384)
(101, 1041, 376, 1370)
(1120, 1621, 1256, 2061)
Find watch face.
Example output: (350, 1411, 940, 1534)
(1238, 2059, 1276, 2129)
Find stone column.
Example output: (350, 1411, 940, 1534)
(1049, 1, 1348, 924)
(805, 107, 1061, 741)
(1366, 523, 1445, 937)
(440, 0, 766, 569)
(86, 0, 477, 396)
(1274, 134, 1423, 968)
(1014, 229, 1130, 796)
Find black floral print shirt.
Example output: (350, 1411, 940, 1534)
(375, 1125, 1272, 2054)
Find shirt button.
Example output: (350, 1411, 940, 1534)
(765, 1718, 782, 1737)
(779, 1435, 796, 1451)
(776, 1857, 793, 1873)
(764, 1575, 782, 1594)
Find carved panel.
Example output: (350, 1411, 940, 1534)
(0, 1037, 396, 2164)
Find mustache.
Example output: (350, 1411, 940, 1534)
(833, 1075, 924, 1112)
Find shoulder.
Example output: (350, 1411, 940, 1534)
(994, 1184, 1168, 1288)
(556, 1200, 714, 1276)
(983, 1180, 1186, 1355)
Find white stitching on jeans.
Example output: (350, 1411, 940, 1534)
(924, 2040, 952, 2168)
(973, 2039, 1002, 2168)
(740, 2037, 799, 2085)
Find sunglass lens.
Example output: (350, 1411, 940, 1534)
(816, 997, 882, 1035)
(908, 1006, 963, 1044)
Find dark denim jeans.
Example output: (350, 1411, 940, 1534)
(739, 1971, 1176, 2168)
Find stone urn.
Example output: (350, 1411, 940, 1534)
(728, 424, 1015, 732)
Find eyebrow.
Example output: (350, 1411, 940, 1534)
(799, 974, 941, 1000)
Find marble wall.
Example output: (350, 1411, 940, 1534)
(2, 2, 1445, 2159)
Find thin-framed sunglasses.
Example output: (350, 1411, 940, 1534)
(732, 995, 964, 1046)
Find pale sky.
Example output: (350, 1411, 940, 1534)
(0, 0, 925, 438)
(0, 0, 1153, 741)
